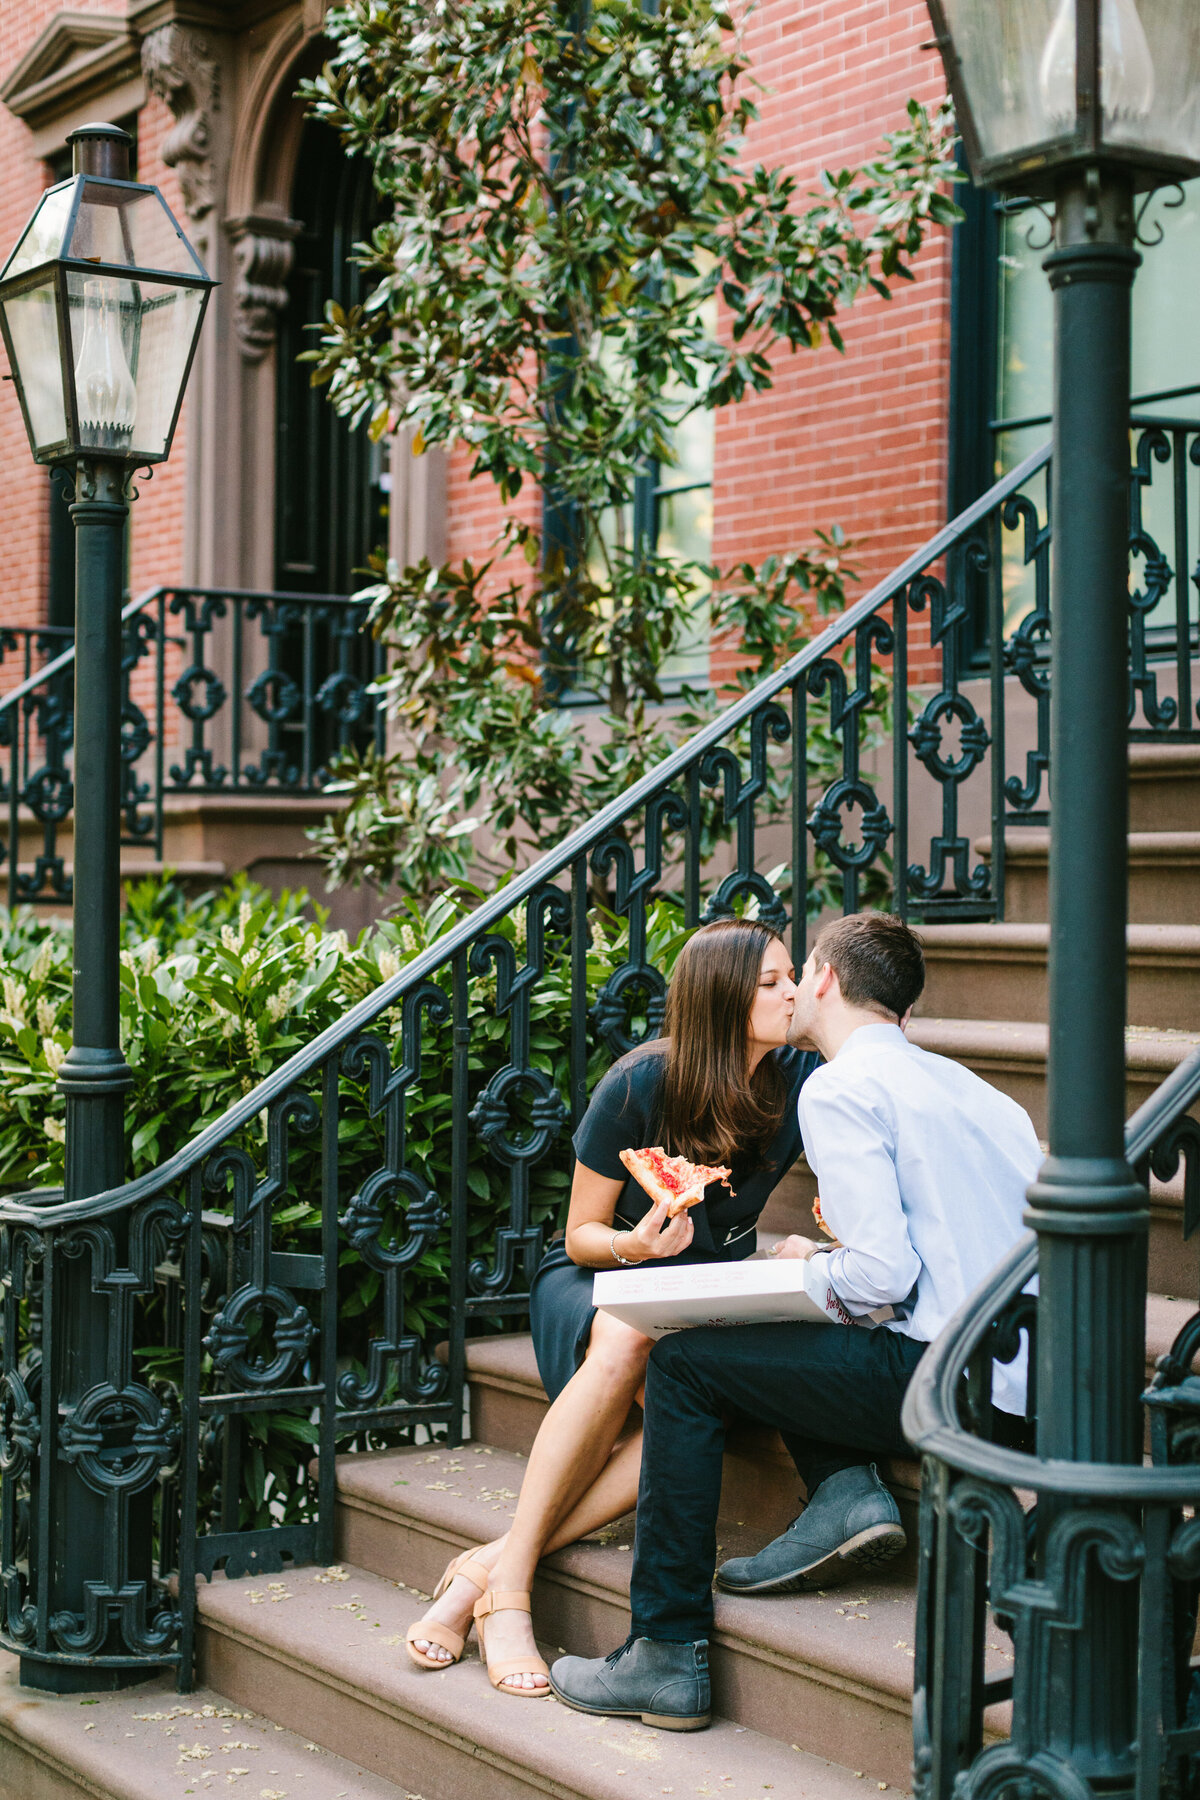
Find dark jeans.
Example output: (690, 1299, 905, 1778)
(629, 1321, 928, 1642)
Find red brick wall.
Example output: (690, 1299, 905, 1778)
(440, 0, 953, 688)
(0, 3, 190, 694)
(712, 0, 951, 684)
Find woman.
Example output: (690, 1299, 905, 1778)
(405, 917, 817, 1692)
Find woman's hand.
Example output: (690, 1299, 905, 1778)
(620, 1199, 694, 1263)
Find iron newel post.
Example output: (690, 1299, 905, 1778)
(919, 1, 1200, 1789)
(0, 119, 214, 1690)
(1024, 164, 1148, 1787)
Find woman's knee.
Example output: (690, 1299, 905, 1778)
(584, 1313, 653, 1381)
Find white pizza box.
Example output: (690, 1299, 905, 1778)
(592, 1254, 856, 1339)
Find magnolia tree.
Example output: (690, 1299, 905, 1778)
(301, 0, 959, 901)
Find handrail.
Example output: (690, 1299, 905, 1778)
(0, 582, 375, 722)
(0, 585, 164, 718)
(0, 439, 1057, 1233)
(902, 1040, 1200, 1496)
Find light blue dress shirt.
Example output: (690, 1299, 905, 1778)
(797, 1021, 1041, 1415)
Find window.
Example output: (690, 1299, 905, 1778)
(950, 173, 1200, 645)
(573, 294, 716, 701)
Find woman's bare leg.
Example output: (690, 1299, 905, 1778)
(542, 1428, 642, 1554)
(410, 1315, 651, 1677)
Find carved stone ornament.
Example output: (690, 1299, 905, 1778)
(140, 24, 219, 225)
(226, 216, 302, 362)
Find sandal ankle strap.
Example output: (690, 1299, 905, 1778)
(474, 1588, 532, 1621)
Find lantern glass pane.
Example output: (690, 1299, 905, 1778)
(2, 184, 74, 278)
(127, 283, 204, 461)
(63, 179, 205, 278)
(1, 275, 68, 457)
(941, 0, 1069, 162)
(64, 270, 202, 461)
(1103, 0, 1200, 164)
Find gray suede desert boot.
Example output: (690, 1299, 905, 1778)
(716, 1462, 905, 1594)
(549, 1636, 710, 1731)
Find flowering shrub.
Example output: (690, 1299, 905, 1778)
(1, 874, 699, 1523)
(1, 872, 690, 1341)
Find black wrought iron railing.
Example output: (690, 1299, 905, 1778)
(0, 585, 386, 907)
(0, 418, 1197, 1689)
(903, 1046, 1200, 1800)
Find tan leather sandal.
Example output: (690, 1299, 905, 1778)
(472, 1589, 552, 1697)
(404, 1550, 490, 1671)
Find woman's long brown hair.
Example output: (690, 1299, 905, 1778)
(656, 918, 788, 1167)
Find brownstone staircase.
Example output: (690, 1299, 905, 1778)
(1, 747, 1197, 1800)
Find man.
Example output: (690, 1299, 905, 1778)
(549, 911, 1041, 1731)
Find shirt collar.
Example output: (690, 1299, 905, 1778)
(832, 1021, 907, 1061)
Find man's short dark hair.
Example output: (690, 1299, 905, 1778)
(812, 912, 925, 1019)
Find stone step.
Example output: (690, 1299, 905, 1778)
(194, 1558, 885, 1800)
(329, 1449, 992, 1791)
(879, 1015, 1199, 1147)
(915, 924, 1200, 1033)
(0, 1648, 407, 1800)
(976, 828, 1200, 926)
(1129, 742, 1200, 833)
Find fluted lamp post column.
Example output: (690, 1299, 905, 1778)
(0, 122, 214, 1690)
(921, 1, 1200, 1787)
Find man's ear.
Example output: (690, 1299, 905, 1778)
(813, 960, 837, 1002)
(898, 1006, 913, 1034)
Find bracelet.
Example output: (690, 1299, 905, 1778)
(610, 1230, 638, 1267)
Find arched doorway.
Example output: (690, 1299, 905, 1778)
(274, 118, 389, 597)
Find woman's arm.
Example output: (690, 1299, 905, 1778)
(564, 1161, 695, 1268)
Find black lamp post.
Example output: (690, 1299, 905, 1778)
(924, 1, 1200, 1786)
(0, 122, 213, 1691)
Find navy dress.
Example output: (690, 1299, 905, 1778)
(528, 1043, 820, 1402)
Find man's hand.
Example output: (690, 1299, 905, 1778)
(767, 1234, 825, 1261)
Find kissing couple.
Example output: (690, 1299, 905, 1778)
(407, 910, 1039, 1728)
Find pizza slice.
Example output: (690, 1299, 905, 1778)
(619, 1145, 735, 1219)
(812, 1194, 837, 1239)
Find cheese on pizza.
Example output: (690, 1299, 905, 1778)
(619, 1145, 735, 1219)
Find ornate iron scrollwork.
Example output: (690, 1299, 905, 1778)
(467, 886, 571, 1298)
(907, 556, 991, 906)
(338, 980, 453, 1412)
(1127, 426, 1177, 730)
(699, 702, 791, 929)
(592, 791, 688, 1055)
(1001, 489, 1052, 819)
(807, 617, 894, 914)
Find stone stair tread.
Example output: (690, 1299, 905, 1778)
(975, 828, 1200, 858)
(1129, 742, 1200, 773)
(333, 1444, 949, 1708)
(906, 1016, 1200, 1073)
(195, 1560, 887, 1800)
(0, 1649, 405, 1800)
(915, 922, 1200, 952)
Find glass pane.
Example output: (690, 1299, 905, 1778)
(65, 270, 202, 458)
(127, 284, 203, 460)
(1104, 0, 1200, 164)
(657, 484, 712, 684)
(64, 179, 205, 278)
(994, 180, 1200, 637)
(0, 276, 69, 457)
(2, 183, 74, 278)
(941, 0, 1067, 162)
